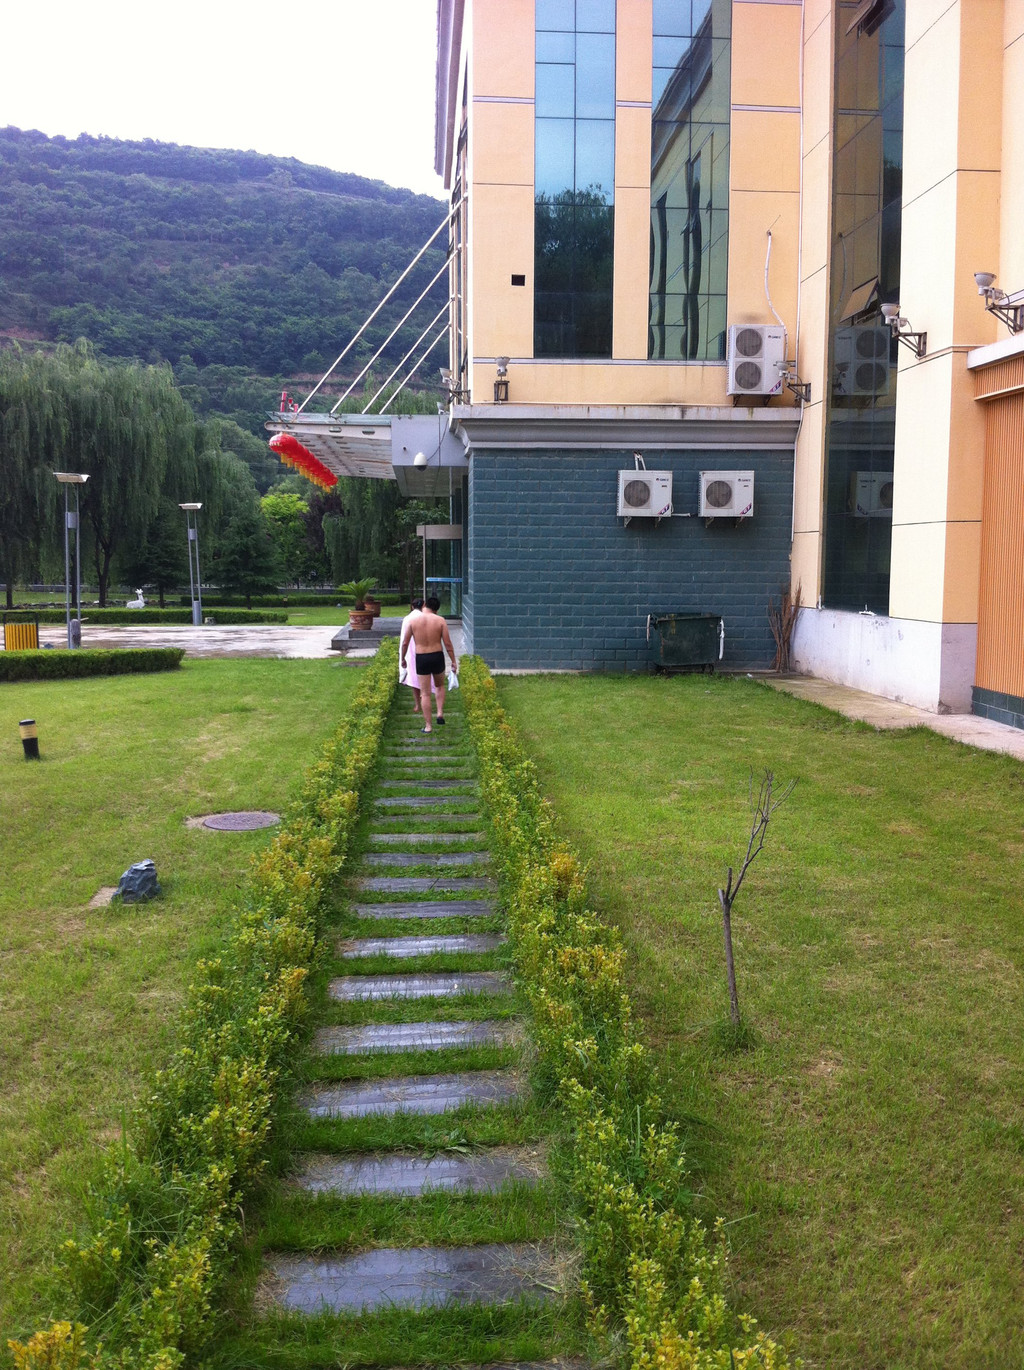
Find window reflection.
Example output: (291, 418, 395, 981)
(822, 0, 905, 613)
(535, 0, 616, 357)
(649, 1, 731, 361)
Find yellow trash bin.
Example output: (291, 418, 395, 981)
(3, 619, 40, 650)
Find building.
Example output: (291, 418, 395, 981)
(271, 0, 1024, 724)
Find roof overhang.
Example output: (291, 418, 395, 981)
(265, 411, 468, 496)
(448, 403, 802, 451)
(435, 0, 464, 188)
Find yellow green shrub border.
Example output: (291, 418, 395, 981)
(10, 643, 399, 1370)
(460, 657, 795, 1370)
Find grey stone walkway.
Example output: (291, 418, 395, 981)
(260, 689, 560, 1338)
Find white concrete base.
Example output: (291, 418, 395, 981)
(790, 608, 977, 714)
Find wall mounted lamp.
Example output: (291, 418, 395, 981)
(493, 357, 510, 403)
(974, 272, 1024, 334)
(54, 472, 89, 648)
(880, 302, 926, 358)
(439, 367, 466, 405)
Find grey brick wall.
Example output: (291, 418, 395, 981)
(463, 448, 793, 671)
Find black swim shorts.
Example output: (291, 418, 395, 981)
(415, 650, 445, 676)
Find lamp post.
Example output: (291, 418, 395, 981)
(179, 503, 203, 626)
(53, 472, 89, 648)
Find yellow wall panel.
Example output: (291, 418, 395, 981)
(732, 2, 801, 107)
(470, 361, 732, 406)
(730, 110, 800, 192)
(944, 355, 988, 524)
(941, 519, 983, 623)
(956, 1, 1003, 170)
(612, 188, 652, 360)
(791, 529, 822, 601)
(1001, 35, 1024, 291)
(902, 6, 962, 205)
(471, 100, 534, 188)
(898, 178, 958, 351)
(615, 104, 652, 189)
(616, 0, 652, 103)
(800, 137, 831, 274)
(473, 0, 535, 98)
(727, 190, 800, 337)
(468, 182, 535, 359)
(1007, 0, 1024, 43)
(801, 10, 833, 151)
(796, 264, 829, 397)
(891, 353, 952, 528)
(793, 399, 825, 538)
(889, 521, 949, 622)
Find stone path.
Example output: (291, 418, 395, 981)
(258, 691, 561, 1334)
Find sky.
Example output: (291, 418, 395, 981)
(2, 0, 445, 199)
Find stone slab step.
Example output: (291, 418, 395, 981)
(363, 852, 490, 867)
(263, 1241, 557, 1313)
(375, 796, 482, 809)
(301, 1069, 522, 1119)
(337, 932, 505, 959)
(291, 1144, 546, 1196)
(329, 970, 510, 1001)
(369, 832, 485, 844)
(313, 1019, 520, 1055)
(381, 783, 477, 794)
(353, 899, 497, 920)
(355, 876, 495, 893)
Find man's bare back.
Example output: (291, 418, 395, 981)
(400, 601, 456, 733)
(404, 609, 451, 659)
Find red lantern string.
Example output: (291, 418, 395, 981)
(268, 432, 337, 490)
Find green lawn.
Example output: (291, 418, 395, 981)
(497, 672, 1024, 1370)
(0, 658, 362, 1342)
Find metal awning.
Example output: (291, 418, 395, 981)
(265, 411, 468, 496)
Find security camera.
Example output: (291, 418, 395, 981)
(413, 452, 428, 468)
(880, 302, 900, 322)
(974, 271, 997, 294)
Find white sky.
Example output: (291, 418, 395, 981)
(1, 0, 445, 199)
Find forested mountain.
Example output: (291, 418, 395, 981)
(0, 126, 449, 461)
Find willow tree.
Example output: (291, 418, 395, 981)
(0, 347, 63, 606)
(0, 340, 203, 604)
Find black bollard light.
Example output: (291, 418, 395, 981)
(19, 719, 40, 761)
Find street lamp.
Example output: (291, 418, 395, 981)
(179, 503, 204, 627)
(53, 472, 89, 649)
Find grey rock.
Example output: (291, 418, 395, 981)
(337, 932, 505, 958)
(352, 899, 496, 919)
(291, 1145, 547, 1196)
(114, 859, 161, 904)
(313, 1018, 521, 1055)
(328, 970, 511, 1001)
(300, 1069, 523, 1119)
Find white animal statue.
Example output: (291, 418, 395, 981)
(127, 589, 146, 608)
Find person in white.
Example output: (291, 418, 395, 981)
(398, 597, 430, 714)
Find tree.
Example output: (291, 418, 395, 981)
(216, 505, 281, 607)
(717, 770, 795, 1028)
(261, 491, 310, 585)
(0, 348, 60, 607)
(120, 498, 189, 607)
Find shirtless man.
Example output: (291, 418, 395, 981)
(400, 595, 457, 734)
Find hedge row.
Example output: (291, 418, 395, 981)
(0, 649, 186, 682)
(6, 609, 288, 625)
(11, 642, 399, 1370)
(185, 592, 407, 609)
(460, 658, 793, 1370)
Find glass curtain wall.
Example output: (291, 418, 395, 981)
(648, 0, 731, 361)
(534, 0, 616, 357)
(822, 0, 905, 611)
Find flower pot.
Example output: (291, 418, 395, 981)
(348, 609, 374, 631)
(364, 596, 382, 618)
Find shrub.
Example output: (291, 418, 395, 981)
(5, 609, 288, 625)
(0, 649, 185, 683)
(10, 642, 399, 1367)
(460, 656, 795, 1370)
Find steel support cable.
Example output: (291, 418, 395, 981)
(362, 305, 450, 413)
(370, 323, 451, 417)
(295, 198, 462, 415)
(332, 254, 453, 413)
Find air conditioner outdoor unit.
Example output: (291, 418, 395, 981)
(617, 470, 673, 518)
(833, 326, 890, 396)
(726, 324, 787, 397)
(699, 470, 754, 518)
(851, 471, 894, 517)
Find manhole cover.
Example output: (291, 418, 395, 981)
(202, 810, 280, 831)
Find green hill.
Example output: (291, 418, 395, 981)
(0, 126, 449, 469)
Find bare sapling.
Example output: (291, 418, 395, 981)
(718, 769, 796, 1025)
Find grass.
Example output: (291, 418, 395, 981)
(496, 671, 1024, 1370)
(0, 657, 363, 1343)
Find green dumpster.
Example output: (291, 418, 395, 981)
(647, 613, 723, 673)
